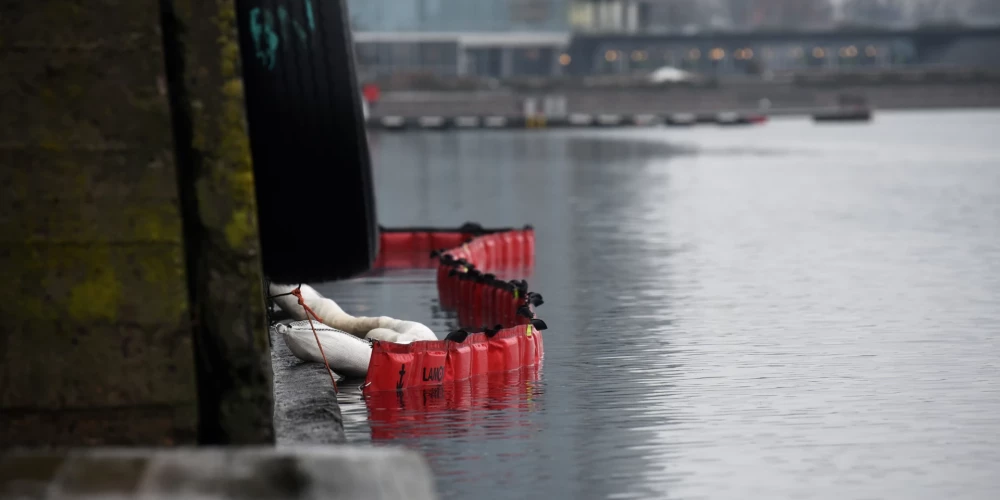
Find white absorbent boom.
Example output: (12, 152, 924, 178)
(269, 283, 438, 344)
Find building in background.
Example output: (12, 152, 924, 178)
(347, 0, 1000, 79)
(567, 0, 836, 33)
(567, 0, 647, 33)
(565, 32, 917, 76)
(349, 0, 572, 79)
(967, 0, 1000, 25)
(561, 1, 909, 76)
(349, 0, 569, 32)
(724, 0, 835, 30)
(839, 0, 909, 28)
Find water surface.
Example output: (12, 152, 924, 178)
(317, 110, 1000, 500)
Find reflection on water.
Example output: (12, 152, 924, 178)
(364, 366, 543, 441)
(317, 111, 1000, 500)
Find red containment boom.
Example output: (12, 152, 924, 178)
(362, 223, 545, 393)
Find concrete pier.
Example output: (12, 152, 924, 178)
(270, 327, 347, 446)
(0, 0, 338, 449)
(1, 0, 203, 446)
(366, 80, 1000, 119)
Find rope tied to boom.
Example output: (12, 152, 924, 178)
(290, 286, 338, 393)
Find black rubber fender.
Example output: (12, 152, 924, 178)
(236, 0, 377, 282)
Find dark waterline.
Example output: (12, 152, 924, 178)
(316, 110, 1000, 500)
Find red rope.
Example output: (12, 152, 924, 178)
(291, 287, 338, 393)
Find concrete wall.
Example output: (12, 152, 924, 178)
(163, 0, 274, 446)
(0, 0, 198, 446)
(0, 0, 271, 446)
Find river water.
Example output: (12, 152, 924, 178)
(317, 110, 1000, 500)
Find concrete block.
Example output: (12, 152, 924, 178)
(0, 0, 200, 445)
(270, 328, 346, 446)
(0, 405, 197, 448)
(162, 0, 274, 444)
(0, 447, 438, 500)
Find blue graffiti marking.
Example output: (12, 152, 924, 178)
(277, 8, 291, 42)
(278, 7, 308, 45)
(248, 3, 315, 71)
(303, 0, 316, 32)
(294, 21, 308, 44)
(249, 8, 279, 71)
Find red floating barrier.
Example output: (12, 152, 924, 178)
(487, 327, 522, 373)
(412, 232, 432, 252)
(366, 341, 423, 392)
(458, 271, 478, 327)
(366, 341, 448, 392)
(435, 260, 452, 306)
(468, 333, 489, 376)
(520, 324, 537, 367)
(444, 340, 472, 382)
(419, 342, 448, 387)
(379, 231, 415, 252)
(483, 237, 498, 271)
(533, 324, 544, 361)
(501, 231, 518, 268)
(375, 224, 535, 273)
(362, 223, 546, 394)
(527, 320, 546, 365)
(480, 274, 496, 326)
(470, 276, 487, 328)
(510, 282, 527, 324)
(431, 232, 467, 250)
(491, 283, 506, 326)
(469, 239, 484, 265)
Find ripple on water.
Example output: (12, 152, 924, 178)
(320, 112, 1000, 500)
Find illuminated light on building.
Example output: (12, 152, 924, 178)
(709, 48, 725, 61)
(688, 48, 701, 60)
(812, 47, 826, 59)
(605, 50, 619, 62)
(734, 48, 754, 60)
(631, 50, 647, 62)
(865, 45, 878, 57)
(840, 46, 859, 58)
(559, 53, 571, 66)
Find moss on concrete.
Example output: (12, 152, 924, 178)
(66, 246, 122, 323)
(1, 258, 192, 410)
(0, 0, 275, 447)
(166, 0, 273, 444)
(0, 0, 197, 446)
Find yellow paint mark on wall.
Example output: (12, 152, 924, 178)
(68, 262, 122, 323)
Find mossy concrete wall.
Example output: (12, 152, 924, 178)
(163, 0, 274, 445)
(0, 0, 272, 446)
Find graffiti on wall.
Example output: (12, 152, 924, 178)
(248, 0, 316, 71)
